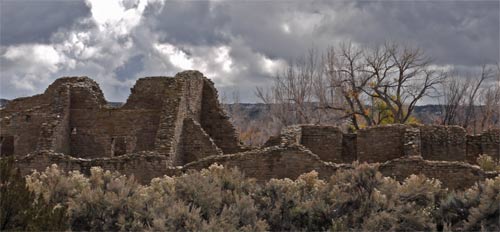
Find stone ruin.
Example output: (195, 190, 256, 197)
(1, 70, 499, 189)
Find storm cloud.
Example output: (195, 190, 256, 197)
(0, 0, 498, 102)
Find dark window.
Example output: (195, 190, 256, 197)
(111, 137, 126, 156)
(0, 135, 14, 156)
(25, 115, 31, 122)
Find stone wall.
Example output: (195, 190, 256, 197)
(15, 151, 181, 184)
(0, 71, 242, 164)
(199, 78, 242, 154)
(300, 125, 343, 163)
(183, 145, 346, 181)
(180, 118, 222, 165)
(2, 71, 499, 189)
(466, 129, 500, 163)
(69, 109, 161, 158)
(379, 156, 489, 189)
(418, 125, 467, 161)
(356, 125, 409, 162)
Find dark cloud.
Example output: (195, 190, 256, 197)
(114, 54, 145, 81)
(320, 1, 499, 66)
(0, 0, 498, 103)
(0, 0, 91, 45)
(145, 1, 230, 46)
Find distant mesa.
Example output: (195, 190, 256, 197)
(0, 70, 498, 189)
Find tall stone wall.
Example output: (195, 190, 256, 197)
(180, 118, 222, 165)
(199, 79, 242, 154)
(0, 71, 242, 165)
(69, 109, 161, 158)
(0, 81, 72, 157)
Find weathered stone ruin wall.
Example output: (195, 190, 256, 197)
(183, 145, 345, 181)
(15, 151, 181, 184)
(300, 125, 343, 163)
(0, 71, 241, 165)
(357, 125, 409, 162)
(199, 78, 242, 154)
(379, 156, 491, 189)
(418, 125, 467, 161)
(70, 109, 161, 158)
(466, 129, 500, 163)
(266, 124, 500, 165)
(180, 118, 222, 165)
(0, 80, 72, 157)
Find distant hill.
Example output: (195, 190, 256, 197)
(0, 99, 10, 108)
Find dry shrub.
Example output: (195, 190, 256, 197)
(17, 162, 500, 231)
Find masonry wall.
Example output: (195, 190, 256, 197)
(418, 125, 466, 161)
(199, 79, 241, 154)
(0, 82, 71, 157)
(180, 118, 222, 165)
(356, 125, 409, 162)
(379, 156, 489, 189)
(69, 109, 161, 158)
(183, 145, 344, 181)
(15, 151, 181, 184)
(300, 125, 343, 163)
(466, 129, 500, 163)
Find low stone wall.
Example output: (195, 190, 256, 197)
(265, 124, 499, 165)
(10, 147, 498, 189)
(15, 151, 180, 184)
(379, 156, 490, 189)
(466, 129, 500, 163)
(183, 145, 348, 181)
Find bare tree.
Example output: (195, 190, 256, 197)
(257, 42, 450, 130)
(256, 48, 323, 128)
(440, 65, 498, 132)
(362, 43, 446, 124)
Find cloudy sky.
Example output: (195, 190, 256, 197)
(0, 0, 499, 103)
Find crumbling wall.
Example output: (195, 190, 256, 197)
(199, 78, 241, 154)
(15, 151, 180, 184)
(170, 72, 206, 165)
(419, 125, 466, 161)
(180, 118, 222, 165)
(300, 125, 343, 163)
(183, 145, 345, 181)
(357, 125, 410, 162)
(466, 129, 500, 163)
(379, 156, 490, 189)
(0, 80, 72, 157)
